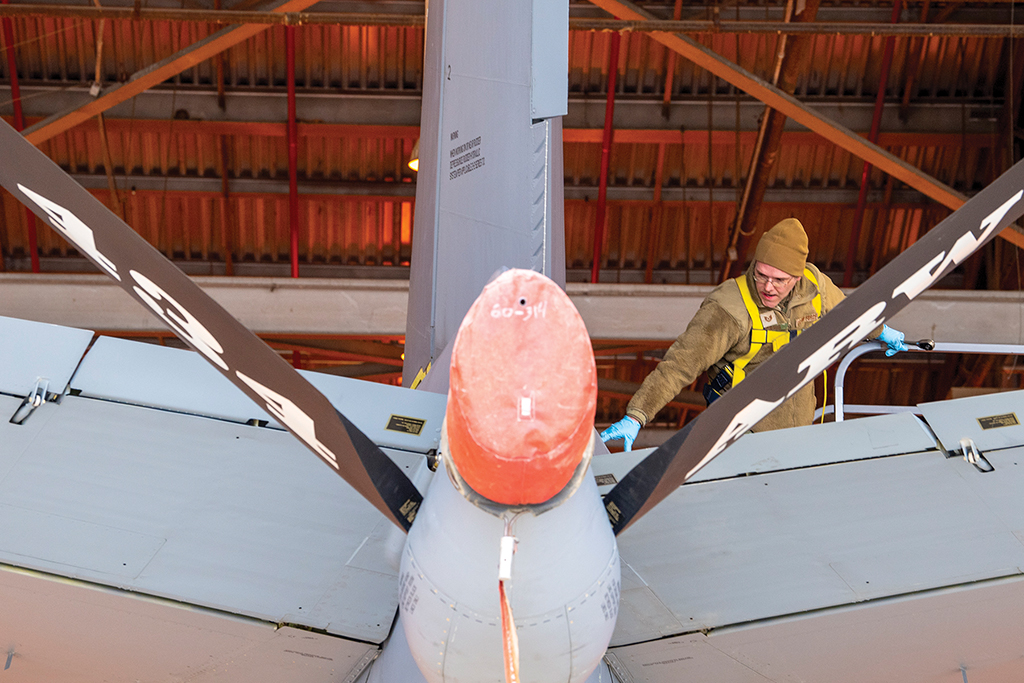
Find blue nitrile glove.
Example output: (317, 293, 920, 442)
(879, 324, 909, 357)
(600, 416, 641, 452)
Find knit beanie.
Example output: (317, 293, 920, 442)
(754, 218, 808, 277)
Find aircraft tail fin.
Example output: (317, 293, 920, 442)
(402, 0, 569, 389)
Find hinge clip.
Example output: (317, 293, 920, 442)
(960, 437, 994, 473)
(9, 378, 50, 425)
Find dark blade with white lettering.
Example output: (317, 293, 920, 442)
(604, 158, 1024, 536)
(0, 120, 421, 531)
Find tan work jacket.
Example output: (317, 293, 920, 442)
(626, 262, 846, 433)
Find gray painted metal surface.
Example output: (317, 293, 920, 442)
(592, 411, 939, 494)
(606, 633, 771, 683)
(919, 389, 1024, 454)
(71, 335, 275, 423)
(0, 391, 405, 642)
(303, 370, 446, 455)
(0, 564, 378, 683)
(3, 338, 1024, 681)
(531, 0, 569, 119)
(400, 0, 445, 384)
(363, 615, 429, 683)
(72, 335, 446, 453)
(689, 411, 939, 481)
(361, 616, 617, 683)
(607, 571, 1024, 683)
(403, 0, 568, 385)
(400, 458, 618, 683)
(611, 392, 1024, 650)
(0, 119, 425, 532)
(0, 315, 93, 397)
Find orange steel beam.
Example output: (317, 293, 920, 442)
(0, 6, 1022, 36)
(587, 0, 1024, 249)
(589, 0, 966, 209)
(10, 115, 991, 148)
(567, 130, 994, 147)
(94, 120, 421, 139)
(82, 187, 954, 206)
(22, 0, 323, 146)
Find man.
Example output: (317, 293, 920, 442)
(601, 217, 908, 451)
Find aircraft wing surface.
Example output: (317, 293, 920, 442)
(593, 395, 1024, 682)
(0, 315, 445, 681)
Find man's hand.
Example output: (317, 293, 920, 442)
(600, 416, 641, 452)
(879, 325, 909, 357)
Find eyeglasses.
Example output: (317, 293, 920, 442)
(752, 271, 795, 288)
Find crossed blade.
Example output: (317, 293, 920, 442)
(0, 119, 422, 532)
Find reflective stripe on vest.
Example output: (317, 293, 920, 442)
(731, 268, 822, 386)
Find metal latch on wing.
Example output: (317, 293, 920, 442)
(9, 377, 50, 425)
(960, 437, 994, 473)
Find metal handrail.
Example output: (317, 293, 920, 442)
(829, 341, 1024, 422)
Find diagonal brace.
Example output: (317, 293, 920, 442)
(23, 0, 321, 145)
(588, 0, 1024, 249)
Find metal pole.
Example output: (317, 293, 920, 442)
(843, 0, 902, 287)
(722, 0, 820, 281)
(644, 142, 666, 284)
(831, 341, 1024, 421)
(220, 135, 234, 276)
(286, 24, 299, 279)
(591, 31, 620, 284)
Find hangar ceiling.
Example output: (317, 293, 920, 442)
(1, 0, 1022, 429)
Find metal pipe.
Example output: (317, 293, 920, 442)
(644, 142, 666, 284)
(720, 0, 792, 283)
(723, 0, 820, 281)
(568, 19, 1024, 36)
(286, 24, 299, 279)
(220, 135, 234, 276)
(215, 0, 226, 110)
(0, 6, 1019, 36)
(659, 0, 683, 119)
(899, 0, 931, 123)
(591, 31, 620, 285)
(843, 0, 902, 288)
(831, 340, 1024, 421)
(1, 1, 39, 273)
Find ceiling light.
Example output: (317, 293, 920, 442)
(408, 139, 419, 172)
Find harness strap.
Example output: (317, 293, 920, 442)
(731, 268, 821, 386)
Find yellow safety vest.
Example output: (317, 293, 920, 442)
(731, 268, 822, 386)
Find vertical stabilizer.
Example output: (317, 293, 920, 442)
(403, 0, 569, 389)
